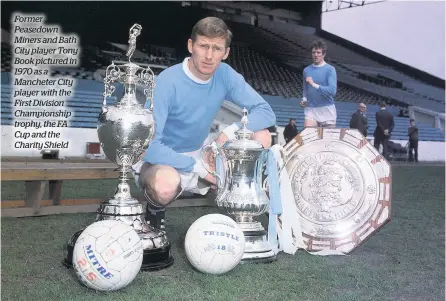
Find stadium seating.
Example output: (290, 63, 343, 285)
(1, 42, 12, 72)
(0, 30, 436, 113)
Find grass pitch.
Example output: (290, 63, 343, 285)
(1, 165, 444, 301)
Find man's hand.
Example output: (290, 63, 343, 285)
(384, 129, 389, 136)
(138, 151, 146, 161)
(300, 100, 308, 108)
(202, 144, 217, 187)
(203, 148, 216, 173)
(203, 173, 217, 186)
(202, 152, 217, 188)
(200, 132, 231, 189)
(306, 77, 314, 86)
(201, 133, 226, 176)
(306, 77, 319, 89)
(215, 132, 229, 146)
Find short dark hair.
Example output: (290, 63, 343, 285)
(290, 118, 296, 122)
(191, 17, 233, 48)
(410, 118, 415, 122)
(311, 39, 327, 54)
(380, 102, 387, 108)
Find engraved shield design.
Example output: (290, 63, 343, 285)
(283, 128, 392, 253)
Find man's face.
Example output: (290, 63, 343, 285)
(290, 119, 296, 125)
(187, 35, 229, 81)
(312, 47, 325, 65)
(359, 104, 366, 112)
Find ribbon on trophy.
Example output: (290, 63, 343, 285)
(264, 148, 282, 254)
(268, 145, 304, 254)
(268, 145, 346, 256)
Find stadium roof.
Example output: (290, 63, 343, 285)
(250, 0, 384, 12)
(322, 0, 385, 12)
(249, 1, 323, 11)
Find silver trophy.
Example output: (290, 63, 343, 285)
(63, 23, 173, 271)
(204, 109, 276, 263)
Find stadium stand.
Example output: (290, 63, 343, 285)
(1, 5, 444, 144)
(226, 42, 390, 105)
(255, 20, 445, 112)
(214, 20, 444, 113)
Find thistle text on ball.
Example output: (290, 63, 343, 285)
(203, 231, 240, 241)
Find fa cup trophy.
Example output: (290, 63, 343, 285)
(205, 109, 276, 263)
(63, 24, 173, 271)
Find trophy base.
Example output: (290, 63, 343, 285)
(240, 229, 277, 264)
(136, 226, 174, 271)
(62, 200, 174, 272)
(140, 243, 174, 271)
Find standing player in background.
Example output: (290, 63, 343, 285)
(300, 40, 338, 128)
(132, 17, 276, 229)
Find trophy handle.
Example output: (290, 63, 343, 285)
(103, 63, 120, 107)
(200, 142, 224, 186)
(142, 65, 155, 111)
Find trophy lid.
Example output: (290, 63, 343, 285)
(223, 108, 264, 150)
(102, 24, 156, 110)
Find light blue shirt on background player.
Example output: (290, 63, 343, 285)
(302, 62, 337, 125)
(303, 63, 337, 107)
(143, 58, 276, 176)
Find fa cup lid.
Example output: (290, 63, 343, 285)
(223, 108, 264, 150)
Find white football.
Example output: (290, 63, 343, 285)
(185, 214, 245, 275)
(72, 220, 143, 291)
